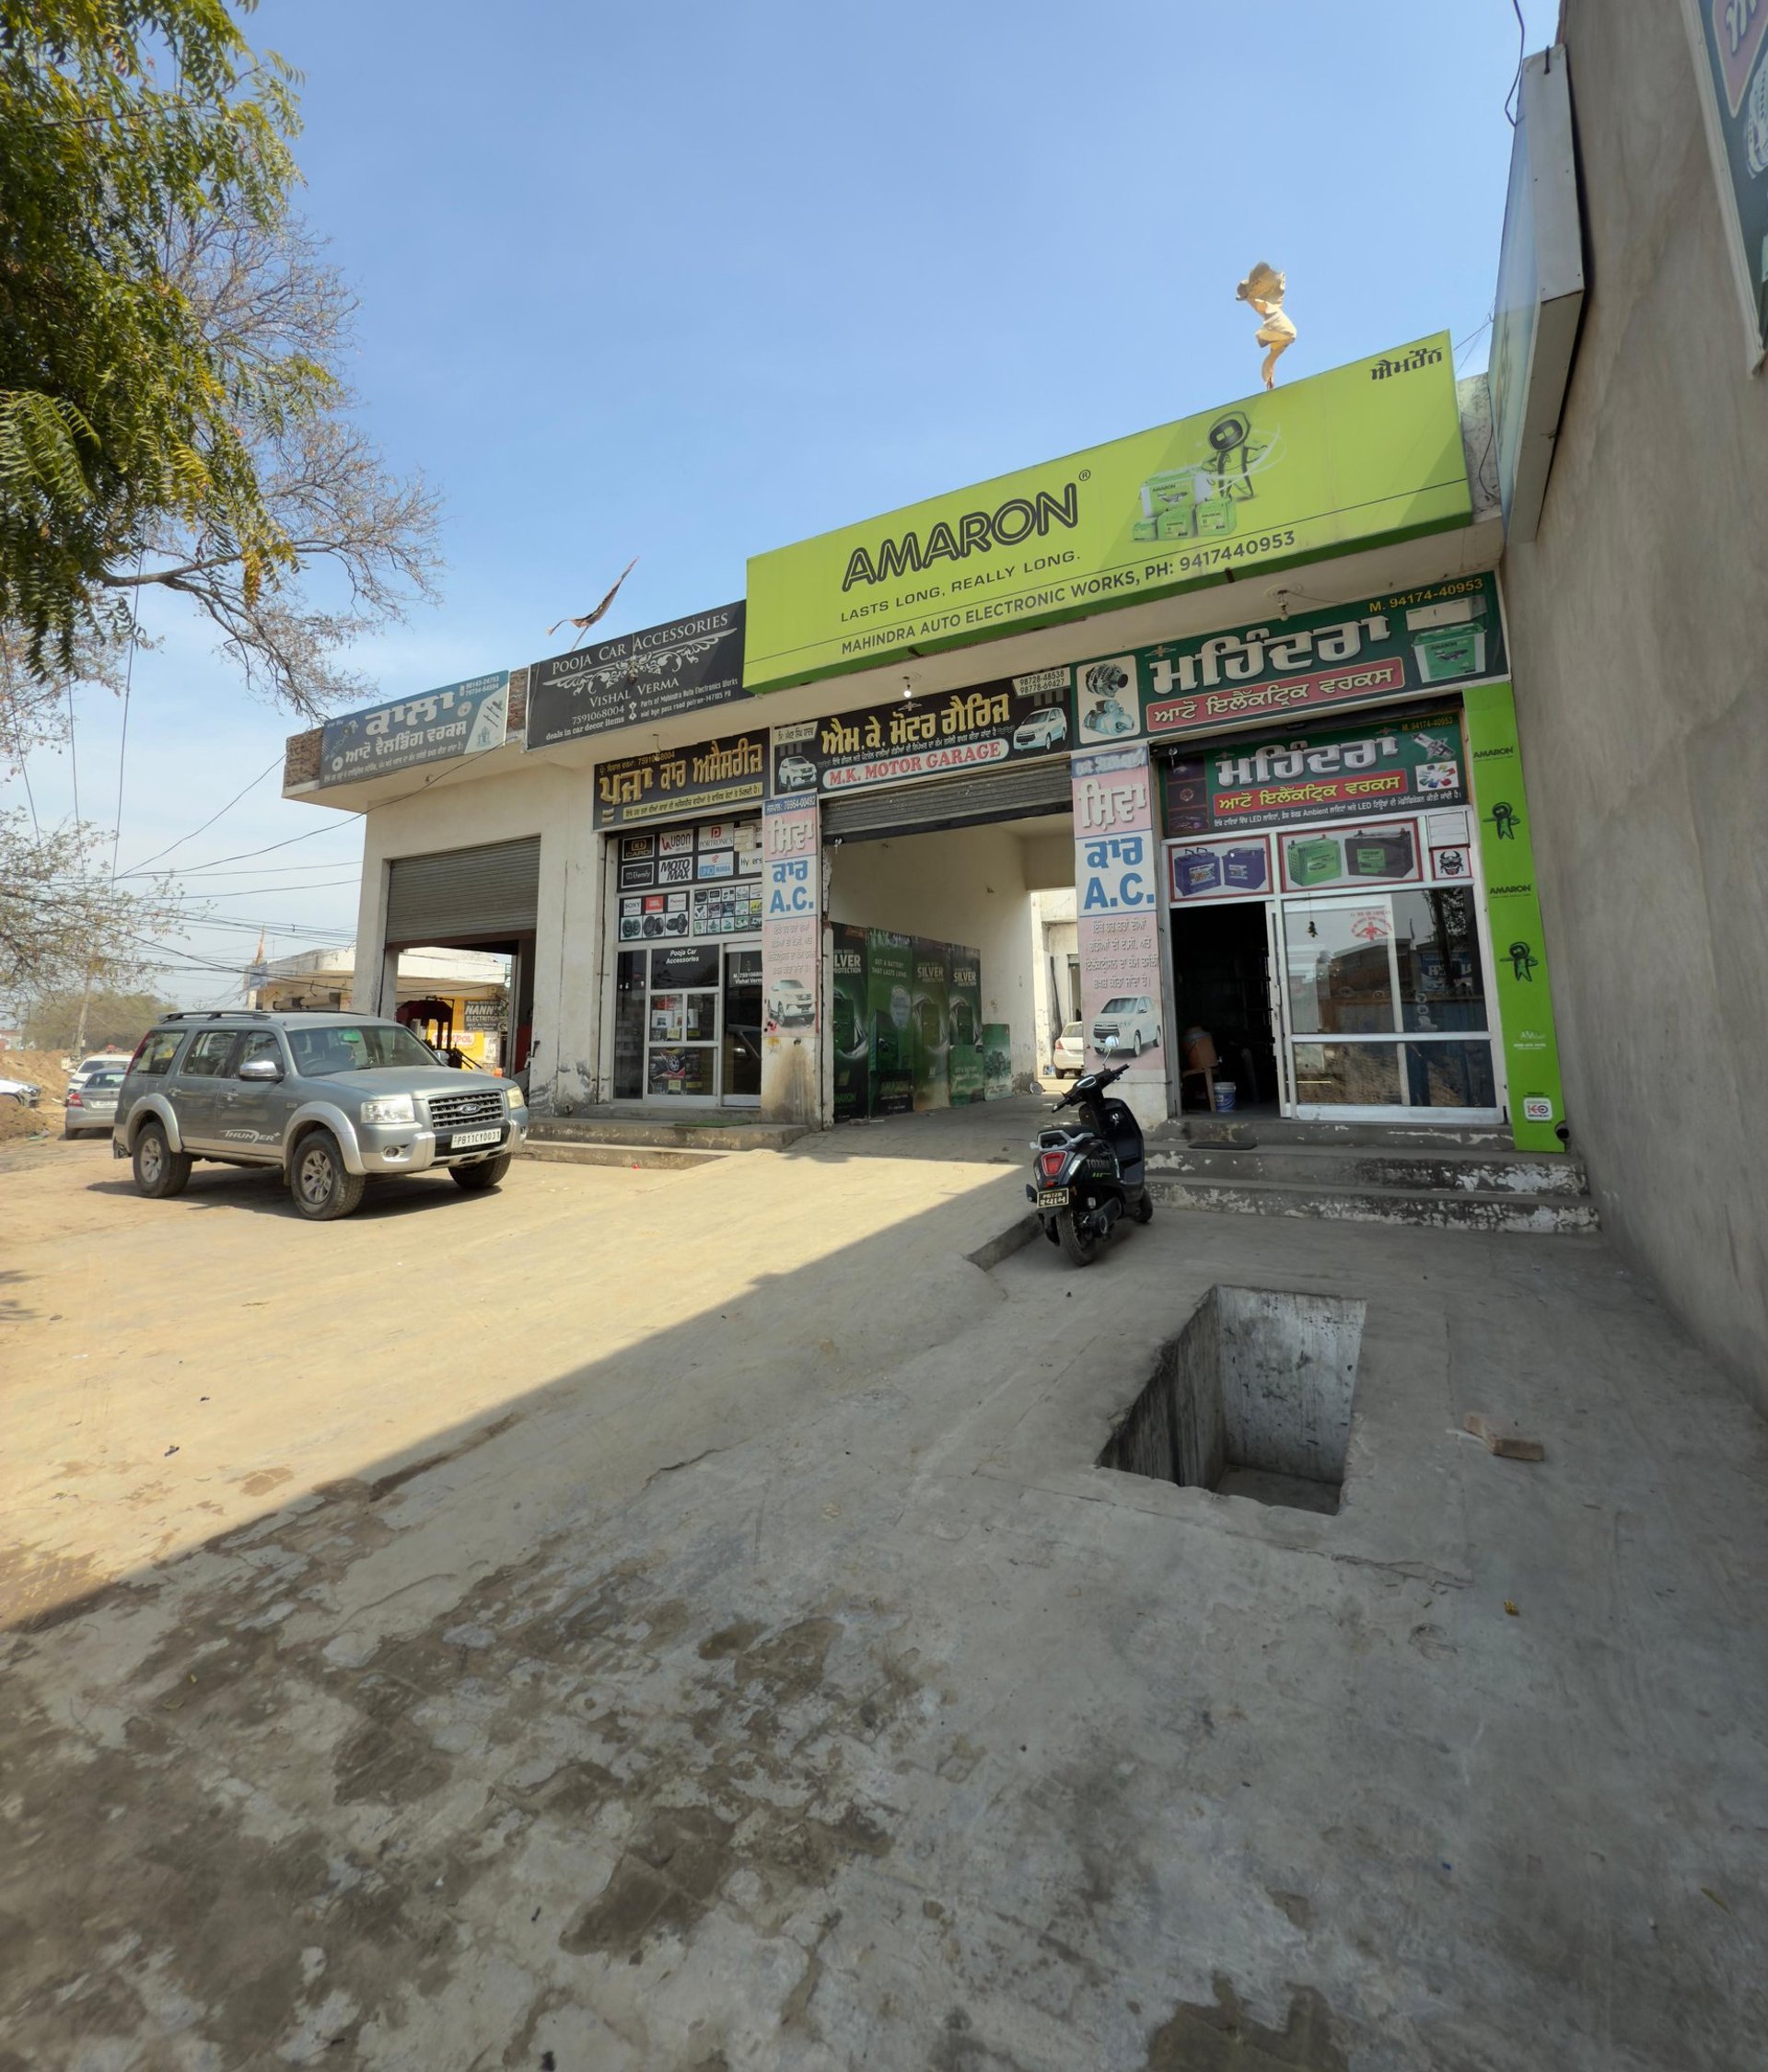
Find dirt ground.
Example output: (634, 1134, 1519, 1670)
(3, 1127, 1766, 2068)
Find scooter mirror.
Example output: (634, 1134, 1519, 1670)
(1099, 1033, 1120, 1053)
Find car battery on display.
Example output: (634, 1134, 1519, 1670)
(1286, 835, 1342, 886)
(1222, 845, 1268, 890)
(1175, 852, 1223, 898)
(1346, 829, 1415, 879)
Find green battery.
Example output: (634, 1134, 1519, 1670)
(1287, 835, 1343, 886)
(1194, 498, 1235, 537)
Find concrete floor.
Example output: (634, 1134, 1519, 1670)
(2, 1125, 1765, 2068)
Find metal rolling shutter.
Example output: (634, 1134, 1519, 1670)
(821, 760, 1071, 843)
(384, 836, 541, 943)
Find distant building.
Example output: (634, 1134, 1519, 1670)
(250, 944, 511, 1071)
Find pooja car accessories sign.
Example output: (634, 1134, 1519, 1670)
(742, 336, 1470, 693)
(768, 680, 1068, 797)
(318, 671, 509, 786)
(592, 730, 768, 829)
(1163, 710, 1468, 837)
(526, 605, 747, 749)
(1072, 574, 1504, 747)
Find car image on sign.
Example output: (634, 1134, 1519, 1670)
(774, 753, 820, 793)
(1012, 706, 1069, 751)
(1091, 996, 1160, 1056)
(766, 980, 816, 1030)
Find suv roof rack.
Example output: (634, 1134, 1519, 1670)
(160, 1008, 273, 1021)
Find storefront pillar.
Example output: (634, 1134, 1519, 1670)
(761, 794, 822, 1123)
(1072, 744, 1171, 1130)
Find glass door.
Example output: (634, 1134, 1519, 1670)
(721, 948, 762, 1106)
(1279, 886, 1499, 1119)
(645, 943, 720, 1102)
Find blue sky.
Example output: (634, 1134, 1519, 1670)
(16, 0, 1553, 1004)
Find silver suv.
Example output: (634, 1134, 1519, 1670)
(113, 1011, 528, 1220)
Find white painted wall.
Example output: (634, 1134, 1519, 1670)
(351, 759, 602, 1114)
(827, 823, 1042, 1085)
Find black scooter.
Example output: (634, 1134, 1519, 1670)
(1026, 1042, 1153, 1266)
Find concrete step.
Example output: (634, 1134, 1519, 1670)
(527, 1115, 805, 1154)
(1147, 1141, 1589, 1196)
(521, 1136, 728, 1170)
(1146, 1172, 1599, 1235)
(1177, 1115, 1519, 1151)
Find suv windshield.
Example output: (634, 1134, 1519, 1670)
(286, 1023, 439, 1076)
(1100, 998, 1141, 1015)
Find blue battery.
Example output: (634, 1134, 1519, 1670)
(1176, 852, 1223, 897)
(1223, 845, 1268, 890)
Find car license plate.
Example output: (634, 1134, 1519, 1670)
(1037, 1188, 1071, 1210)
(449, 1128, 502, 1148)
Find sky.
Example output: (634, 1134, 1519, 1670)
(12, 0, 1555, 1007)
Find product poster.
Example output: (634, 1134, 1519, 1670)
(911, 940, 951, 1112)
(1463, 680, 1566, 1153)
(982, 1023, 1014, 1101)
(1073, 745, 1166, 1113)
(832, 924, 870, 1123)
(867, 930, 915, 1116)
(1168, 834, 1274, 902)
(948, 947, 984, 1103)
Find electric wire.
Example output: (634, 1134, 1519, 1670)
(114, 753, 285, 878)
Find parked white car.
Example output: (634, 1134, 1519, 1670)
(1052, 1021, 1086, 1077)
(68, 1050, 134, 1092)
(1090, 996, 1161, 1056)
(0, 1072, 41, 1107)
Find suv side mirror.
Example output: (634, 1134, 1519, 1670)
(238, 1054, 284, 1082)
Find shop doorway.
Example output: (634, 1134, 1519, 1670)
(1170, 902, 1280, 1112)
(1277, 886, 1499, 1119)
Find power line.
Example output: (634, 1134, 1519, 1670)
(115, 754, 285, 877)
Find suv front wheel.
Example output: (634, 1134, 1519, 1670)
(289, 1128, 367, 1221)
(450, 1153, 511, 1192)
(133, 1121, 192, 1199)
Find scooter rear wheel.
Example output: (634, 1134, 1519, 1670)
(1057, 1210, 1099, 1267)
(1134, 1190, 1154, 1224)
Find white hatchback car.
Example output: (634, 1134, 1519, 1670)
(1052, 1021, 1086, 1077)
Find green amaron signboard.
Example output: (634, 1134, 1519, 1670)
(743, 335, 1471, 693)
(1462, 680, 1566, 1154)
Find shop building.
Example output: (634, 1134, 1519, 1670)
(283, 330, 1563, 1154)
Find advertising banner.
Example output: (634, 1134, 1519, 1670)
(318, 671, 508, 786)
(1073, 745, 1166, 1118)
(526, 604, 747, 749)
(1163, 709, 1466, 837)
(761, 796, 820, 1121)
(592, 729, 768, 828)
(867, 930, 915, 1116)
(1463, 681, 1566, 1154)
(911, 939, 951, 1112)
(769, 679, 1069, 798)
(743, 335, 1470, 692)
(1682, 0, 1768, 358)
(948, 946, 984, 1104)
(982, 1023, 1013, 1101)
(832, 923, 870, 1123)
(1072, 574, 1503, 749)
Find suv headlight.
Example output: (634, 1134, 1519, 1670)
(358, 1094, 415, 1125)
(505, 1084, 526, 1108)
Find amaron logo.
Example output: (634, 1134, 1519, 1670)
(842, 483, 1081, 590)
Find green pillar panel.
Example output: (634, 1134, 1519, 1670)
(1463, 679, 1567, 1152)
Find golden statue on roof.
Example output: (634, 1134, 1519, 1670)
(1236, 262, 1296, 390)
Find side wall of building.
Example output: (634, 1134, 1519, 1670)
(1498, 1, 1768, 1405)
(352, 763, 602, 1114)
(827, 824, 1043, 1083)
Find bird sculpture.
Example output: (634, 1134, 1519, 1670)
(1236, 263, 1296, 390)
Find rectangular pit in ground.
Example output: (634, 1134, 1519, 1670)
(1098, 1286, 1365, 1515)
